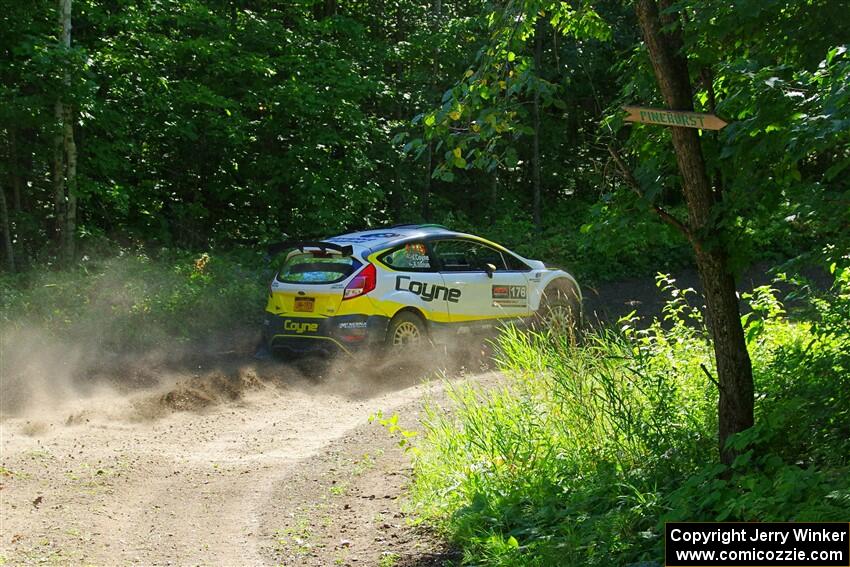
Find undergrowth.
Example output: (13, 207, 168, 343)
(0, 248, 267, 352)
(409, 264, 850, 566)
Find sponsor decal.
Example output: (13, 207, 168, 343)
(492, 285, 526, 299)
(395, 276, 461, 303)
(338, 321, 368, 329)
(284, 320, 320, 334)
(404, 243, 431, 268)
(492, 284, 527, 307)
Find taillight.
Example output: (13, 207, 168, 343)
(343, 263, 376, 300)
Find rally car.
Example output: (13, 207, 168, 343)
(262, 224, 581, 356)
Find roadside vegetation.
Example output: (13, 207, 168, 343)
(410, 266, 850, 565)
(0, 248, 265, 352)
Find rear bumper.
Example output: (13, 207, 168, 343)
(263, 313, 390, 355)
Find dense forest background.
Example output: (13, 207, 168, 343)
(2, 0, 846, 281)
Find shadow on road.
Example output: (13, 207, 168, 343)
(583, 261, 831, 327)
(397, 550, 462, 566)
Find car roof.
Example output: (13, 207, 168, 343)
(285, 224, 539, 266)
(324, 224, 461, 252)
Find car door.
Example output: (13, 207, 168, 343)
(431, 239, 530, 326)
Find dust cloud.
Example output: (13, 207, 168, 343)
(0, 333, 480, 430)
(1, 315, 487, 428)
(0, 256, 256, 421)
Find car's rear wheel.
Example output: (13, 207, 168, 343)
(386, 311, 427, 348)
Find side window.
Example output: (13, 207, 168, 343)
(379, 242, 432, 271)
(433, 240, 507, 272)
(504, 253, 530, 271)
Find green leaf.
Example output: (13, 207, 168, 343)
(825, 156, 850, 181)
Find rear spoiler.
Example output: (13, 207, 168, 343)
(265, 240, 354, 261)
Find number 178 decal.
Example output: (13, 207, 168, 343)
(492, 285, 527, 307)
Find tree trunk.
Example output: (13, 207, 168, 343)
(53, 98, 66, 247)
(64, 103, 77, 261)
(634, 0, 754, 465)
(489, 170, 499, 224)
(390, 2, 405, 222)
(422, 143, 432, 221)
(0, 182, 14, 272)
(9, 129, 23, 212)
(53, 0, 76, 263)
(532, 18, 543, 231)
(421, 0, 441, 223)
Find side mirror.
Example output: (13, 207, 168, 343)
(484, 263, 497, 278)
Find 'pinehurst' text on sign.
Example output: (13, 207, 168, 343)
(623, 106, 728, 130)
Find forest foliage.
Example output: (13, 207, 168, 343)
(2, 0, 846, 280)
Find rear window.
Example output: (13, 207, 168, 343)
(276, 252, 360, 284)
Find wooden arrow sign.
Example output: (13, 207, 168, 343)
(623, 106, 728, 130)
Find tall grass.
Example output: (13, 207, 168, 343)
(409, 271, 850, 566)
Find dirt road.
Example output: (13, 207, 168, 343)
(1, 359, 485, 566)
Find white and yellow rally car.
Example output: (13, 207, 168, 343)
(262, 225, 581, 355)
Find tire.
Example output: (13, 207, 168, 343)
(534, 283, 582, 338)
(385, 311, 428, 349)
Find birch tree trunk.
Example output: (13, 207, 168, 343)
(53, 0, 76, 263)
(634, 0, 754, 465)
(61, 0, 76, 262)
